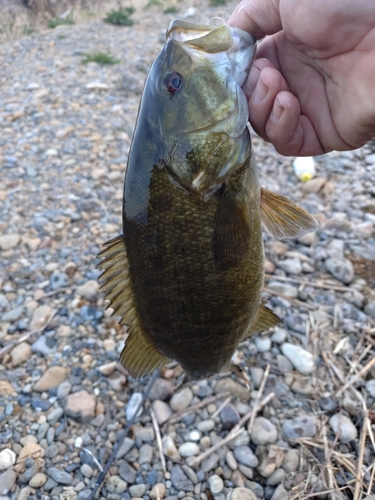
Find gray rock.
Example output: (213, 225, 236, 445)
(250, 417, 278, 445)
(139, 444, 153, 464)
(115, 438, 135, 461)
(214, 377, 249, 400)
(285, 313, 307, 334)
(170, 465, 194, 491)
(230, 487, 256, 500)
(281, 343, 315, 375)
(106, 475, 127, 494)
(220, 403, 240, 430)
(271, 484, 288, 500)
(133, 426, 155, 442)
(283, 415, 317, 441)
(201, 452, 220, 473)
(118, 460, 137, 483)
(327, 239, 345, 259)
(233, 446, 259, 468)
(329, 414, 357, 443)
(48, 467, 72, 485)
(2, 305, 24, 322)
(276, 354, 293, 373)
(267, 281, 298, 298)
(196, 419, 215, 433)
(47, 407, 64, 423)
(50, 272, 69, 290)
(282, 449, 300, 473)
(129, 484, 147, 497)
(162, 435, 181, 462)
(178, 442, 199, 458)
(250, 367, 264, 389)
(277, 258, 302, 274)
(57, 381, 72, 399)
(208, 474, 224, 494)
(148, 378, 174, 401)
(319, 396, 338, 412)
(0, 468, 16, 495)
(80, 464, 93, 478)
(271, 328, 287, 344)
(266, 468, 286, 485)
(31, 335, 57, 356)
(170, 387, 193, 412)
(325, 258, 354, 284)
(366, 379, 375, 398)
(152, 400, 172, 425)
(254, 336, 271, 352)
(365, 301, 375, 319)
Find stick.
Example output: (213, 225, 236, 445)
(336, 356, 375, 397)
(150, 408, 166, 473)
(0, 309, 57, 359)
(264, 274, 351, 292)
(354, 414, 367, 500)
(248, 363, 270, 434)
(188, 391, 275, 467)
(211, 396, 232, 420)
(88, 369, 160, 500)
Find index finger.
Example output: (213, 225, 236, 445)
(228, 0, 283, 39)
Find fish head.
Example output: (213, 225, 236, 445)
(146, 19, 256, 197)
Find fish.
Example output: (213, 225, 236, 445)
(97, 19, 318, 382)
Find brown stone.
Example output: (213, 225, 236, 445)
(66, 390, 96, 423)
(34, 366, 67, 392)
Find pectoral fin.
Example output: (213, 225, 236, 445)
(213, 188, 251, 270)
(242, 304, 280, 340)
(97, 235, 169, 378)
(260, 188, 318, 239)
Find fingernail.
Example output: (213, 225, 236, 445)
(253, 78, 268, 103)
(244, 65, 260, 96)
(270, 98, 284, 121)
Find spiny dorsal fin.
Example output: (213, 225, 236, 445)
(242, 304, 280, 340)
(97, 234, 169, 378)
(260, 188, 318, 240)
(120, 321, 169, 379)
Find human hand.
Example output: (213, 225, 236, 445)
(229, 0, 375, 156)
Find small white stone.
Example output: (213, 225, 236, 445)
(0, 449, 16, 471)
(208, 474, 224, 494)
(281, 343, 315, 375)
(329, 414, 357, 443)
(178, 442, 199, 457)
(75, 437, 83, 448)
(126, 392, 143, 421)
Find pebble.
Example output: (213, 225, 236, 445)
(214, 377, 249, 400)
(283, 415, 317, 441)
(0, 449, 16, 471)
(65, 390, 96, 422)
(220, 403, 240, 430)
(148, 378, 175, 401)
(106, 475, 127, 494)
(170, 465, 194, 491)
(118, 460, 137, 483)
(250, 417, 278, 445)
(139, 443, 153, 464)
(152, 400, 172, 425)
(170, 387, 193, 412)
(31, 335, 57, 355)
(0, 233, 21, 250)
(271, 328, 287, 344)
(115, 437, 135, 459)
(162, 435, 181, 462)
(126, 392, 143, 421)
(50, 272, 69, 290)
(178, 442, 199, 458)
(325, 257, 354, 284)
(10, 342, 31, 367)
(30, 305, 53, 330)
(281, 343, 315, 375)
(208, 474, 224, 494)
(0, 468, 16, 495)
(196, 419, 215, 432)
(230, 487, 256, 500)
(2, 305, 24, 322)
(77, 280, 99, 300)
(233, 446, 259, 468)
(329, 414, 357, 443)
(266, 468, 286, 485)
(254, 336, 271, 352)
(48, 467, 72, 485)
(57, 380, 72, 399)
(282, 449, 300, 473)
(34, 366, 67, 391)
(129, 484, 147, 497)
(277, 258, 302, 274)
(150, 483, 166, 499)
(366, 379, 375, 398)
(266, 281, 298, 298)
(29, 472, 47, 488)
(271, 484, 288, 500)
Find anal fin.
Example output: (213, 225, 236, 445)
(243, 304, 280, 340)
(260, 188, 318, 239)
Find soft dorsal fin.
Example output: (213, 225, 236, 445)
(213, 187, 251, 270)
(97, 235, 169, 378)
(242, 304, 280, 340)
(260, 188, 318, 240)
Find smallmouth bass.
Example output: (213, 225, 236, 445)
(98, 19, 318, 381)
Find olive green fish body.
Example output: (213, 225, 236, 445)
(98, 20, 318, 380)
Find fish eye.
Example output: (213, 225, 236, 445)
(165, 72, 182, 95)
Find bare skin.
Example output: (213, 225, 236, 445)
(229, 0, 375, 156)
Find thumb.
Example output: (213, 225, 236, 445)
(228, 0, 283, 39)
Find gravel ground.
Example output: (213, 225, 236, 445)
(1, 1, 375, 499)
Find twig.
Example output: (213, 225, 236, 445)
(263, 286, 316, 310)
(82, 448, 103, 472)
(264, 273, 351, 292)
(211, 396, 232, 419)
(88, 369, 160, 500)
(188, 391, 275, 467)
(354, 414, 367, 500)
(167, 392, 230, 425)
(0, 309, 57, 359)
(248, 363, 270, 434)
(150, 408, 166, 473)
(336, 356, 375, 397)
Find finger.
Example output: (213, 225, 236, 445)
(266, 91, 326, 156)
(247, 65, 289, 141)
(228, 0, 283, 39)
